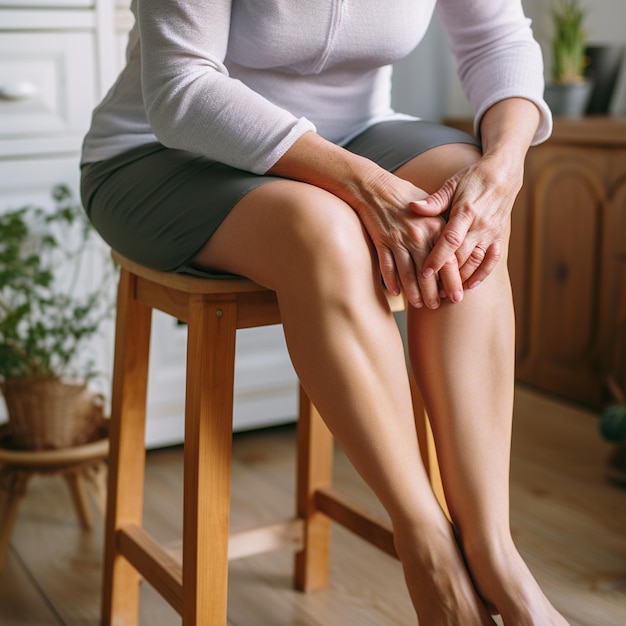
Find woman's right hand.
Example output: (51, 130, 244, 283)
(351, 169, 463, 310)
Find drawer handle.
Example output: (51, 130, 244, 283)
(0, 81, 39, 101)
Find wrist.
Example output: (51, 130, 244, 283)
(268, 130, 390, 210)
(479, 98, 540, 164)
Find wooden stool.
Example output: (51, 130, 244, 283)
(0, 430, 108, 569)
(104, 251, 444, 625)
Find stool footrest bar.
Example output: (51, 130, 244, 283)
(228, 518, 304, 560)
(117, 525, 183, 615)
(314, 486, 398, 559)
(162, 518, 305, 565)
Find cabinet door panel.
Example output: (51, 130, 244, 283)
(0, 1, 92, 6)
(605, 167, 626, 398)
(446, 117, 626, 407)
(0, 31, 96, 156)
(526, 153, 607, 402)
(611, 262, 626, 399)
(0, 156, 81, 209)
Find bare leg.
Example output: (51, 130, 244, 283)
(398, 147, 569, 625)
(194, 179, 494, 624)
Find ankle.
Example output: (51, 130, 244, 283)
(392, 514, 454, 566)
(459, 527, 517, 565)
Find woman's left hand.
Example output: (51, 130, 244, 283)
(408, 152, 523, 289)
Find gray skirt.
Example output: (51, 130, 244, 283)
(80, 120, 479, 277)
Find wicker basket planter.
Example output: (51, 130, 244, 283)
(0, 377, 105, 450)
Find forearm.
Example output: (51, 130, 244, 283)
(412, 97, 542, 287)
(267, 130, 400, 215)
(479, 98, 542, 177)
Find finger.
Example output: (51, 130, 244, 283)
(465, 244, 501, 289)
(378, 246, 401, 297)
(412, 251, 441, 309)
(395, 250, 424, 309)
(422, 211, 472, 277)
(416, 271, 440, 309)
(408, 181, 455, 218)
(437, 254, 464, 303)
(458, 244, 488, 284)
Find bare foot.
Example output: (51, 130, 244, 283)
(461, 536, 570, 626)
(394, 521, 496, 625)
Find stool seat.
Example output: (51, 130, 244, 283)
(103, 250, 442, 625)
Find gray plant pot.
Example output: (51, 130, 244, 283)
(544, 81, 593, 118)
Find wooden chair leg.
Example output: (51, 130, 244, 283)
(65, 471, 93, 530)
(84, 462, 108, 516)
(182, 295, 237, 626)
(0, 469, 29, 570)
(294, 385, 333, 591)
(410, 371, 449, 517)
(102, 269, 152, 626)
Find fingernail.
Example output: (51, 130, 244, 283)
(452, 290, 463, 302)
(469, 280, 481, 289)
(423, 268, 434, 278)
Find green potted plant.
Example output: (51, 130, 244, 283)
(544, 0, 592, 117)
(0, 185, 115, 450)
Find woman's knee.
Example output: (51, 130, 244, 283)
(196, 179, 376, 289)
(274, 185, 377, 286)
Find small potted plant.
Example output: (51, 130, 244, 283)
(600, 378, 626, 487)
(0, 185, 115, 450)
(544, 0, 592, 117)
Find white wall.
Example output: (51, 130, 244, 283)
(392, 0, 626, 120)
(524, 0, 626, 115)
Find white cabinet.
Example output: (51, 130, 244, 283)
(145, 315, 298, 447)
(0, 0, 299, 446)
(0, 32, 96, 153)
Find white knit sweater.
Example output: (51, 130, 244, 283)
(81, 0, 552, 174)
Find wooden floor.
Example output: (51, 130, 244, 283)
(1, 385, 625, 626)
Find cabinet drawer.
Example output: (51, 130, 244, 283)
(0, 156, 82, 211)
(0, 1, 93, 8)
(0, 31, 96, 157)
(615, 207, 626, 257)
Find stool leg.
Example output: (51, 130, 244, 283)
(294, 385, 333, 591)
(409, 370, 448, 517)
(102, 269, 152, 626)
(182, 295, 237, 625)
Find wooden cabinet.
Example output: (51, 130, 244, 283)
(447, 117, 626, 408)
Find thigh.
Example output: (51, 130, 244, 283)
(193, 179, 376, 292)
(81, 122, 479, 280)
(80, 143, 286, 276)
(393, 142, 482, 195)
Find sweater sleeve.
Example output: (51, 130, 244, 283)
(136, 0, 316, 174)
(436, 0, 552, 145)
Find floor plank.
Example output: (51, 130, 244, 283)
(0, 548, 61, 626)
(0, 386, 624, 625)
(508, 387, 626, 626)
